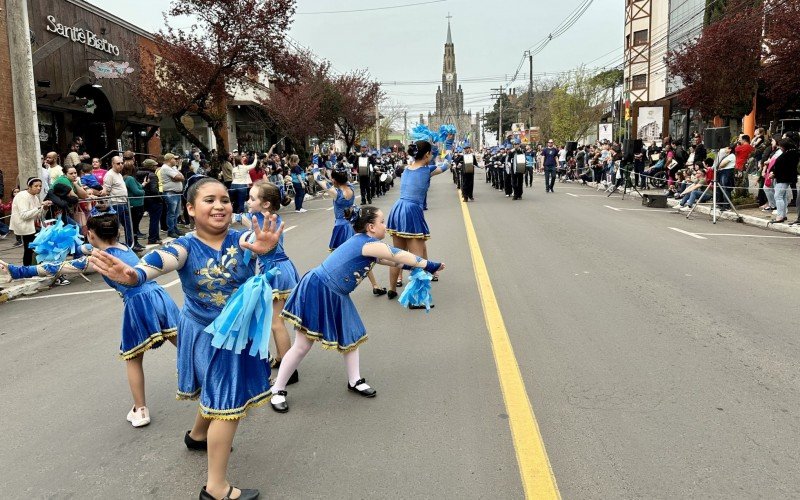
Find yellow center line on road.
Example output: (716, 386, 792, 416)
(458, 196, 561, 500)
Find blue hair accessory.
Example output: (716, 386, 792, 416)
(90, 206, 117, 217)
(398, 268, 434, 312)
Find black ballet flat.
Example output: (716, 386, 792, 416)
(387, 290, 398, 300)
(431, 275, 439, 282)
(372, 287, 387, 296)
(347, 378, 376, 398)
(185, 430, 233, 452)
(287, 370, 299, 385)
(271, 390, 289, 413)
(200, 485, 260, 500)
(409, 304, 434, 310)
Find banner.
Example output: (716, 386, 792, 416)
(598, 123, 613, 143)
(636, 106, 664, 146)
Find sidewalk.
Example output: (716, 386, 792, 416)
(581, 180, 800, 236)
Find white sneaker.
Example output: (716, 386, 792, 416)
(296, 208, 307, 213)
(129, 406, 151, 427)
(126, 405, 136, 423)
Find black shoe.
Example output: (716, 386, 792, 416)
(132, 245, 146, 252)
(167, 232, 182, 238)
(387, 290, 398, 300)
(271, 390, 288, 413)
(372, 287, 387, 296)
(409, 304, 434, 310)
(287, 370, 299, 385)
(147, 239, 162, 245)
(200, 486, 259, 500)
(135, 232, 146, 238)
(185, 430, 207, 451)
(347, 378, 376, 397)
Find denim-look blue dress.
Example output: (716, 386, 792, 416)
(328, 185, 355, 251)
(386, 166, 431, 239)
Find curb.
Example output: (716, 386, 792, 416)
(664, 198, 800, 236)
(0, 277, 51, 304)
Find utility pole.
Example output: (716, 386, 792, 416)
(490, 85, 504, 144)
(528, 51, 533, 130)
(7, 0, 41, 191)
(403, 111, 407, 145)
(375, 101, 380, 149)
(480, 107, 485, 149)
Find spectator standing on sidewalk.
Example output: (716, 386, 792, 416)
(770, 138, 799, 223)
(10, 178, 52, 265)
(159, 153, 185, 238)
(104, 156, 135, 248)
(44, 152, 63, 186)
(123, 158, 146, 252)
(140, 159, 162, 245)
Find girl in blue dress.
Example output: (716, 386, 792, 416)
(90, 178, 284, 500)
(241, 180, 300, 382)
(386, 139, 451, 299)
(268, 206, 444, 413)
(0, 212, 179, 428)
(310, 165, 388, 296)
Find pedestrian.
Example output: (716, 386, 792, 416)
(89, 177, 284, 500)
(9, 178, 52, 265)
(386, 137, 450, 297)
(288, 154, 307, 213)
(542, 140, 559, 192)
(1, 211, 179, 427)
(44, 151, 63, 184)
(122, 157, 146, 252)
(269, 205, 445, 413)
(140, 158, 163, 245)
(770, 138, 799, 223)
(158, 153, 185, 238)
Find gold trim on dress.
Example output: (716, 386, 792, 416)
(281, 311, 368, 353)
(386, 229, 431, 240)
(199, 389, 272, 420)
(119, 328, 178, 360)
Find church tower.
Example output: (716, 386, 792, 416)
(426, 18, 478, 146)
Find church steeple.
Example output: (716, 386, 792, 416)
(446, 19, 452, 44)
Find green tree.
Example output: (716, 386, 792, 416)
(482, 93, 515, 140)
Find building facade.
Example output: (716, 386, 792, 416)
(424, 21, 479, 147)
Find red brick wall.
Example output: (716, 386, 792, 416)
(0, 0, 20, 201)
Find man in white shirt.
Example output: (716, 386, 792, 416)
(159, 153, 185, 238)
(103, 155, 137, 249)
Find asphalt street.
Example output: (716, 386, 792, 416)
(1, 171, 798, 499)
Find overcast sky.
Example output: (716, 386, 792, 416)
(90, 0, 624, 125)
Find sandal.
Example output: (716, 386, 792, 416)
(431, 275, 439, 282)
(395, 278, 403, 287)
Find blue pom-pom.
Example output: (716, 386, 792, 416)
(398, 268, 434, 312)
(29, 220, 83, 264)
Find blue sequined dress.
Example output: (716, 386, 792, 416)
(282, 233, 377, 352)
(328, 184, 355, 251)
(165, 230, 272, 419)
(386, 166, 431, 239)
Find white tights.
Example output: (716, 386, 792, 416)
(271, 330, 363, 393)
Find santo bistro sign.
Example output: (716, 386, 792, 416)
(45, 15, 121, 56)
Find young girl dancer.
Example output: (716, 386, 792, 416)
(311, 166, 387, 296)
(386, 137, 451, 298)
(0, 211, 179, 428)
(240, 180, 300, 381)
(269, 206, 444, 413)
(90, 178, 284, 500)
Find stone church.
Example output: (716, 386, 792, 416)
(421, 21, 480, 147)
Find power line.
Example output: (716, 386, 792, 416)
(296, 0, 446, 15)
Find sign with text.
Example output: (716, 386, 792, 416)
(46, 15, 121, 56)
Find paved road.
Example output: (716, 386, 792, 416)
(1, 171, 798, 499)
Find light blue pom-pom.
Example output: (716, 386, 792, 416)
(29, 220, 83, 263)
(398, 268, 434, 312)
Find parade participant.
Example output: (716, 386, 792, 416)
(452, 148, 463, 190)
(542, 140, 559, 193)
(355, 145, 376, 205)
(269, 206, 444, 413)
(1, 211, 179, 427)
(311, 165, 388, 296)
(386, 133, 451, 297)
(89, 177, 284, 500)
(509, 146, 525, 200)
(460, 145, 476, 202)
(231, 180, 301, 381)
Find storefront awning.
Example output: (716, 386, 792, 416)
(116, 111, 162, 127)
(36, 92, 89, 113)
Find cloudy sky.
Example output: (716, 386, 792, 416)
(90, 0, 624, 125)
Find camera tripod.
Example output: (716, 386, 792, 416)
(685, 163, 743, 224)
(606, 162, 643, 200)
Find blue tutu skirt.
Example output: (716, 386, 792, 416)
(329, 221, 355, 251)
(282, 271, 367, 352)
(120, 283, 179, 360)
(270, 258, 300, 300)
(177, 310, 272, 420)
(387, 200, 430, 239)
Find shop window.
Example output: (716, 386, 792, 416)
(633, 29, 648, 46)
(632, 74, 647, 90)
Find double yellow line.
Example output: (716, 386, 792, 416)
(459, 197, 561, 499)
